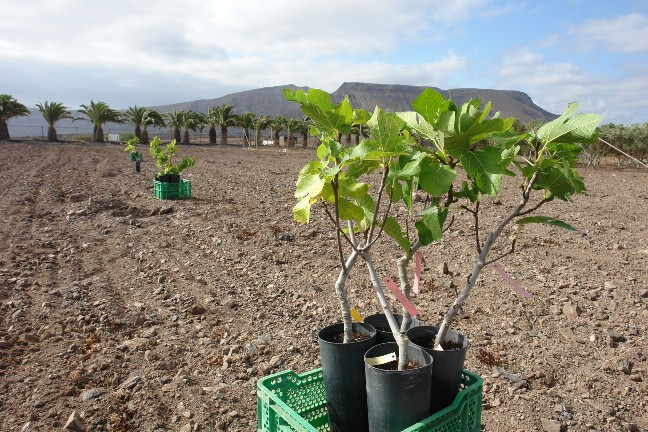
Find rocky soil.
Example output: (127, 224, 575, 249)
(0, 140, 646, 432)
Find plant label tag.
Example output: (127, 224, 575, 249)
(366, 352, 397, 366)
(493, 263, 533, 299)
(384, 278, 419, 317)
(413, 251, 422, 294)
(350, 308, 362, 323)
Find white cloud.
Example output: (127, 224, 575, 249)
(1, 0, 482, 108)
(569, 13, 648, 54)
(495, 48, 648, 124)
(3, 0, 647, 125)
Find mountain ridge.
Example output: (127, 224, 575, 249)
(8, 82, 556, 137)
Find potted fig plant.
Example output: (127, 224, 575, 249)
(125, 136, 143, 161)
(286, 87, 600, 432)
(149, 136, 196, 199)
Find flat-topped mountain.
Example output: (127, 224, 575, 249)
(9, 82, 555, 138)
(153, 82, 555, 124)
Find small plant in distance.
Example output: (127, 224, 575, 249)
(124, 136, 139, 154)
(124, 136, 143, 161)
(287, 87, 601, 370)
(149, 136, 195, 180)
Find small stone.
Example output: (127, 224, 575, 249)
(179, 424, 192, 432)
(604, 281, 617, 290)
(562, 304, 581, 319)
(159, 206, 174, 215)
(639, 289, 648, 298)
(118, 337, 151, 351)
(222, 298, 236, 308)
(438, 262, 450, 275)
(269, 355, 282, 368)
(81, 387, 106, 401)
(605, 330, 627, 343)
(190, 305, 207, 315)
(617, 359, 633, 375)
(120, 374, 142, 390)
(64, 411, 86, 432)
(541, 418, 562, 432)
(162, 382, 178, 392)
(587, 289, 600, 300)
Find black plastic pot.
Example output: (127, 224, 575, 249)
(407, 325, 470, 413)
(135, 160, 141, 172)
(168, 174, 181, 183)
(363, 313, 421, 344)
(156, 174, 170, 182)
(318, 322, 377, 432)
(364, 342, 433, 432)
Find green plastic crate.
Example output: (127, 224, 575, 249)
(153, 179, 191, 200)
(257, 368, 482, 432)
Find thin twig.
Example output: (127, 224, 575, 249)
(599, 138, 648, 169)
(517, 198, 549, 216)
(443, 215, 456, 233)
(461, 202, 482, 253)
(323, 204, 357, 252)
(484, 235, 519, 265)
(367, 168, 391, 246)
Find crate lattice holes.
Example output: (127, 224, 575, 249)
(153, 179, 191, 200)
(257, 368, 483, 432)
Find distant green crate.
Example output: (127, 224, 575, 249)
(257, 368, 482, 432)
(153, 179, 191, 200)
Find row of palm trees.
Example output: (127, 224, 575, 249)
(1, 94, 322, 147)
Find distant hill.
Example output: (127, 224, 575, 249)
(152, 82, 556, 124)
(7, 82, 556, 138)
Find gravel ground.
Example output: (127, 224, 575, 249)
(0, 140, 646, 432)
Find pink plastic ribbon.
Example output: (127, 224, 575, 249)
(413, 251, 422, 294)
(493, 262, 533, 299)
(385, 278, 419, 317)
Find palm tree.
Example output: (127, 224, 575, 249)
(205, 107, 219, 144)
(295, 116, 313, 148)
(141, 109, 165, 144)
(77, 100, 122, 142)
(351, 123, 369, 145)
(35, 101, 73, 142)
(253, 115, 272, 149)
(285, 118, 301, 148)
(164, 110, 183, 142)
(270, 116, 286, 146)
(0, 94, 30, 141)
(214, 104, 238, 146)
(237, 112, 257, 148)
(180, 111, 202, 145)
(124, 105, 148, 140)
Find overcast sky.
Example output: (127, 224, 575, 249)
(2, 0, 647, 124)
